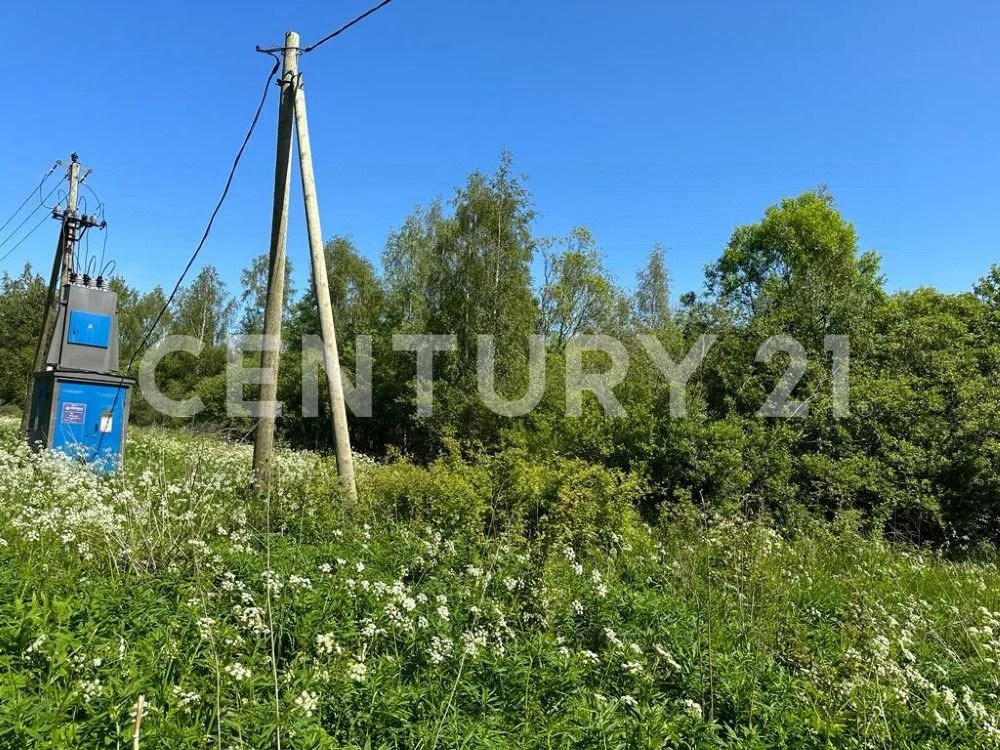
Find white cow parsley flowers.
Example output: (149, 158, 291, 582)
(347, 660, 367, 682)
(224, 662, 251, 681)
(294, 690, 319, 716)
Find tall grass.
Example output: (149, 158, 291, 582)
(1, 418, 999, 748)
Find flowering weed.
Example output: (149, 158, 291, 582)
(1, 417, 999, 747)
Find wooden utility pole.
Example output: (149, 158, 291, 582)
(252, 32, 299, 485)
(21, 155, 84, 434)
(60, 155, 81, 286)
(292, 71, 358, 504)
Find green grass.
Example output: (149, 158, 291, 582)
(1, 418, 1000, 748)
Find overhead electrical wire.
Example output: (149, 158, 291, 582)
(95, 1, 395, 456)
(98, 221, 110, 277)
(76, 181, 110, 275)
(81, 182, 105, 219)
(92, 56, 280, 457)
(42, 187, 64, 211)
(133, 0, 395, 367)
(0, 180, 65, 253)
(0, 212, 53, 265)
(301, 0, 395, 53)
(124, 56, 279, 370)
(255, 0, 396, 56)
(0, 161, 61, 237)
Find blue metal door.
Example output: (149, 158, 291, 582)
(52, 381, 126, 472)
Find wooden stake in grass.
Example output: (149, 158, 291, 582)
(132, 694, 145, 750)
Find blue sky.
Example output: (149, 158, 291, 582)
(1, 0, 997, 304)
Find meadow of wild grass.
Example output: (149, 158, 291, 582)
(2, 416, 1000, 749)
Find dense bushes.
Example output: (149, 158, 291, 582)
(360, 445, 641, 556)
(0, 159, 996, 545)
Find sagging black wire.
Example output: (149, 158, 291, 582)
(0, 181, 65, 253)
(301, 0, 395, 53)
(254, 0, 396, 56)
(0, 212, 51, 265)
(92, 56, 281, 458)
(0, 160, 61, 237)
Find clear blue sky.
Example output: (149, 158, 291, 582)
(1, 0, 997, 303)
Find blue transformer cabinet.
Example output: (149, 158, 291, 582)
(26, 283, 133, 472)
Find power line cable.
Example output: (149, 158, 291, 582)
(98, 221, 110, 277)
(255, 0, 396, 56)
(0, 181, 64, 252)
(92, 57, 280, 458)
(42, 187, 64, 211)
(0, 212, 52, 266)
(0, 161, 61, 237)
(82, 183, 105, 219)
(301, 0, 395, 53)
(125, 56, 279, 368)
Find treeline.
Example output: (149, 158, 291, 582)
(1, 154, 998, 542)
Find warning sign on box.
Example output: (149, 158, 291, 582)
(62, 402, 86, 425)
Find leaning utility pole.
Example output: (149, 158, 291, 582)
(293, 70, 357, 504)
(252, 35, 357, 503)
(21, 154, 95, 433)
(251, 32, 298, 485)
(20, 226, 64, 435)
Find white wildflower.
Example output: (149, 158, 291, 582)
(680, 698, 702, 719)
(604, 627, 623, 648)
(428, 635, 453, 665)
(196, 616, 215, 639)
(294, 690, 319, 717)
(171, 685, 201, 711)
(80, 678, 103, 702)
(225, 662, 251, 681)
(316, 632, 339, 655)
(347, 660, 367, 682)
(26, 635, 46, 654)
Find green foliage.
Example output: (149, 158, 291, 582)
(379, 154, 539, 454)
(706, 188, 883, 338)
(0, 163, 995, 548)
(5, 156, 1000, 743)
(494, 450, 641, 553)
(0, 266, 46, 406)
(171, 265, 236, 348)
(540, 227, 627, 348)
(634, 244, 671, 331)
(238, 252, 296, 334)
(361, 446, 492, 537)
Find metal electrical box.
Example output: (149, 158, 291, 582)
(28, 371, 131, 472)
(27, 284, 133, 472)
